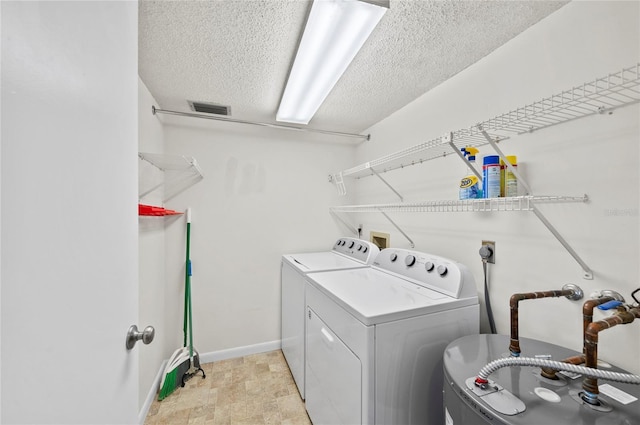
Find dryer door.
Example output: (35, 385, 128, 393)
(306, 307, 362, 425)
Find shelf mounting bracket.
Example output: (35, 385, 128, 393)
(444, 132, 483, 181)
(370, 168, 403, 202)
(478, 127, 533, 195)
(379, 210, 414, 248)
(329, 210, 359, 236)
(331, 172, 347, 196)
(531, 204, 593, 280)
(477, 127, 592, 279)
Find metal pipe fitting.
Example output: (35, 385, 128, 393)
(540, 354, 585, 380)
(582, 307, 640, 398)
(509, 284, 583, 356)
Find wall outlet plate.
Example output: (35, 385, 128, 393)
(481, 240, 495, 264)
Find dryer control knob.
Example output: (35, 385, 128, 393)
(349, 241, 355, 248)
(357, 245, 363, 251)
(362, 246, 368, 253)
(437, 265, 448, 276)
(425, 261, 435, 272)
(390, 253, 398, 262)
(405, 255, 416, 267)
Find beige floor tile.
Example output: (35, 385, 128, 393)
(277, 394, 308, 420)
(145, 350, 309, 425)
(281, 415, 312, 425)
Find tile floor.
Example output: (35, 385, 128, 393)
(144, 350, 312, 425)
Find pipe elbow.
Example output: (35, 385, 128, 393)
(509, 293, 525, 309)
(583, 297, 613, 316)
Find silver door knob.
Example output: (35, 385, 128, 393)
(126, 325, 155, 350)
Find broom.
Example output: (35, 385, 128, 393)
(158, 208, 205, 400)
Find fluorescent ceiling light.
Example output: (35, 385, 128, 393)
(276, 0, 388, 125)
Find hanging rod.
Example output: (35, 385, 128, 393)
(152, 106, 370, 141)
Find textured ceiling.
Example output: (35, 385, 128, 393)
(139, 0, 569, 136)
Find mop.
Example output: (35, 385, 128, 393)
(158, 208, 206, 400)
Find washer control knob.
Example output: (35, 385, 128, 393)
(357, 244, 363, 251)
(425, 261, 435, 272)
(390, 253, 398, 262)
(405, 255, 416, 267)
(437, 265, 448, 276)
(362, 246, 368, 253)
(348, 241, 355, 248)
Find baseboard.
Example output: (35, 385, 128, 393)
(199, 339, 282, 364)
(138, 359, 167, 425)
(138, 340, 282, 424)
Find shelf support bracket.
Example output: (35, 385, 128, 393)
(370, 168, 403, 202)
(330, 172, 347, 196)
(378, 210, 415, 248)
(478, 127, 533, 195)
(477, 126, 592, 279)
(444, 132, 483, 181)
(329, 210, 359, 236)
(530, 205, 593, 280)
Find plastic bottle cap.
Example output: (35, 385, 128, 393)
(500, 155, 518, 165)
(483, 155, 500, 165)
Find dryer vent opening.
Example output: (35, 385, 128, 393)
(370, 231, 390, 249)
(188, 101, 231, 116)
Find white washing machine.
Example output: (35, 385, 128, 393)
(281, 237, 380, 399)
(305, 248, 479, 425)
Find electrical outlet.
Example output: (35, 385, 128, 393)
(481, 240, 495, 264)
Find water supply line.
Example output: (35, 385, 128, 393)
(473, 357, 640, 389)
(508, 284, 584, 357)
(581, 304, 640, 405)
(479, 244, 496, 334)
(540, 295, 618, 380)
(474, 287, 640, 410)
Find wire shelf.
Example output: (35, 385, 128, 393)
(138, 152, 204, 202)
(329, 195, 588, 214)
(335, 64, 640, 181)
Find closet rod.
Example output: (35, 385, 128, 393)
(152, 106, 370, 141)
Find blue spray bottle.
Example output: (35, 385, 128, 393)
(459, 147, 482, 200)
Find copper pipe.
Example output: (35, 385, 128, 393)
(582, 307, 640, 399)
(583, 297, 614, 352)
(541, 355, 585, 380)
(539, 297, 618, 380)
(509, 289, 576, 356)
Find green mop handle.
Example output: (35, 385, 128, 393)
(183, 209, 192, 349)
(186, 208, 194, 362)
(187, 259, 193, 361)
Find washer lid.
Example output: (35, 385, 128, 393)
(307, 267, 477, 326)
(282, 252, 369, 273)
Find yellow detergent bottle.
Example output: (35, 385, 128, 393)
(500, 155, 518, 197)
(459, 147, 481, 200)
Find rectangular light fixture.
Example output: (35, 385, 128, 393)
(276, 0, 388, 125)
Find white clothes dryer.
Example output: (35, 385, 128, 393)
(304, 248, 479, 425)
(281, 237, 379, 399)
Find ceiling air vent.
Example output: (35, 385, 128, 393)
(188, 101, 231, 116)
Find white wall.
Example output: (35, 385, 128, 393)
(158, 119, 357, 356)
(354, 1, 640, 374)
(138, 79, 167, 411)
